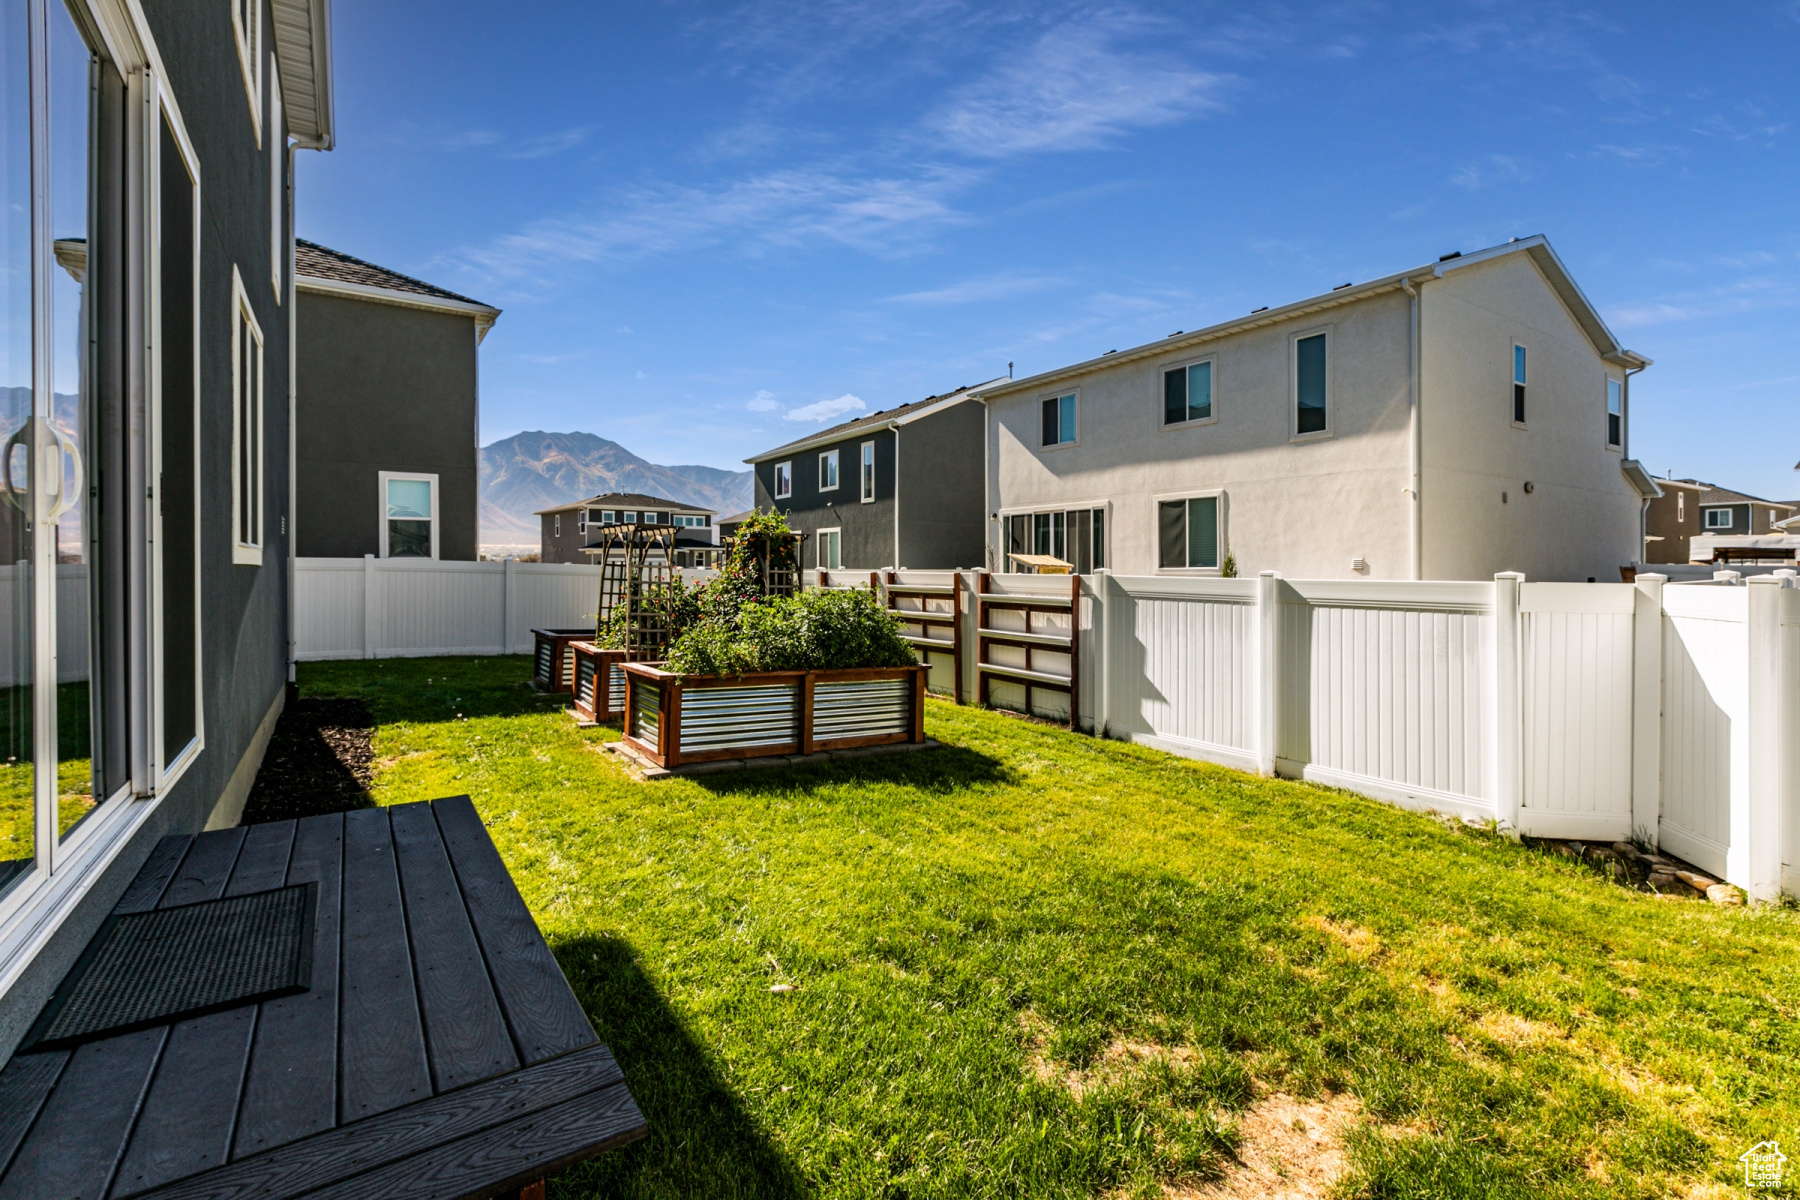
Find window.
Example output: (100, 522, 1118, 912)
(1512, 344, 1527, 425)
(818, 528, 842, 570)
(1158, 496, 1223, 570)
(380, 473, 438, 558)
(622, 510, 637, 523)
(819, 449, 839, 491)
(1704, 508, 1733, 530)
(554, 514, 561, 536)
(860, 441, 875, 502)
(1005, 508, 1105, 572)
(231, 268, 264, 565)
(1040, 392, 1077, 447)
(601, 510, 616, 524)
(268, 56, 281, 301)
(1294, 332, 1328, 436)
(1163, 359, 1214, 426)
(643, 511, 661, 524)
(774, 461, 792, 498)
(1677, 494, 1685, 521)
(232, 0, 263, 143)
(674, 514, 708, 527)
(1606, 378, 1622, 447)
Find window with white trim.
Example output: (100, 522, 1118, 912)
(1040, 393, 1077, 446)
(860, 441, 875, 502)
(673, 514, 708, 527)
(622, 510, 637, 523)
(1004, 508, 1105, 573)
(1512, 344, 1527, 425)
(1163, 358, 1214, 426)
(774, 461, 792, 498)
(1158, 495, 1224, 570)
(600, 510, 616, 523)
(1294, 332, 1329, 437)
(553, 514, 561, 536)
(1606, 378, 1622, 447)
(818, 527, 842, 570)
(1703, 508, 1733, 530)
(380, 472, 438, 558)
(232, 0, 263, 143)
(231, 267, 265, 565)
(819, 449, 839, 491)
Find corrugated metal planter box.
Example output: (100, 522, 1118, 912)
(532, 627, 593, 693)
(621, 663, 927, 769)
(569, 642, 629, 723)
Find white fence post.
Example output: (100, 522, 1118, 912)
(1096, 571, 1111, 739)
(502, 557, 516, 654)
(1257, 571, 1282, 777)
(1491, 572, 1524, 833)
(1632, 573, 1665, 846)
(1745, 575, 1787, 901)
(361, 554, 376, 660)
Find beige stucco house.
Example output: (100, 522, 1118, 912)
(979, 236, 1660, 583)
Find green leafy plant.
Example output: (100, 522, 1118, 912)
(665, 585, 917, 675)
(1220, 552, 1237, 578)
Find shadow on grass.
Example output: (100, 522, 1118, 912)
(298, 656, 573, 724)
(691, 742, 1015, 799)
(552, 935, 809, 1199)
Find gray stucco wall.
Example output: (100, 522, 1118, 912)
(295, 294, 479, 560)
(0, 0, 292, 1057)
(896, 401, 987, 569)
(754, 430, 897, 570)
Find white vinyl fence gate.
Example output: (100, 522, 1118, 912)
(298, 559, 1800, 900)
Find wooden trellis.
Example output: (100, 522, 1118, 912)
(586, 522, 681, 661)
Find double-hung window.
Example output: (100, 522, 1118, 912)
(860, 441, 875, 502)
(1704, 508, 1733, 530)
(1163, 359, 1214, 426)
(1512, 345, 1527, 425)
(818, 528, 842, 570)
(819, 449, 839, 491)
(1294, 332, 1328, 436)
(774, 461, 792, 499)
(232, 0, 262, 142)
(231, 267, 265, 565)
(1158, 495, 1223, 570)
(1606, 378, 1622, 447)
(1040, 393, 1076, 447)
(380, 472, 437, 559)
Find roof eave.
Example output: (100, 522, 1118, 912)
(743, 380, 1004, 464)
(271, 0, 333, 150)
(296, 274, 501, 337)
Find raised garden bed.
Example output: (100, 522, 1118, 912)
(569, 641, 629, 724)
(532, 627, 593, 693)
(621, 662, 927, 769)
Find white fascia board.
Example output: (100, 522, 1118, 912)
(296, 274, 500, 339)
(1621, 459, 1664, 500)
(1434, 236, 1649, 368)
(742, 380, 1004, 464)
(271, 0, 333, 149)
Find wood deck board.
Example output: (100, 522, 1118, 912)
(232, 814, 344, 1159)
(337, 809, 432, 1123)
(0, 1050, 68, 1177)
(159, 828, 248, 907)
(224, 821, 296, 896)
(432, 799, 595, 1065)
(0, 1027, 167, 1200)
(114, 837, 191, 915)
(129, 1045, 626, 1200)
(389, 804, 520, 1092)
(109, 1009, 256, 1197)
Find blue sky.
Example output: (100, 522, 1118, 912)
(297, 1, 1800, 500)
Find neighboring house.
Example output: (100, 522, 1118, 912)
(0, 0, 332, 1055)
(1686, 483, 1795, 543)
(295, 240, 499, 561)
(1641, 477, 1709, 564)
(717, 510, 753, 544)
(537, 493, 720, 567)
(979, 236, 1659, 583)
(747, 381, 1001, 571)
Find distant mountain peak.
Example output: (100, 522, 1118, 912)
(479, 431, 752, 545)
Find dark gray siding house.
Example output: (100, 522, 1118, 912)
(747, 381, 998, 571)
(1690, 484, 1796, 539)
(0, 0, 332, 1057)
(294, 242, 498, 561)
(537, 493, 719, 567)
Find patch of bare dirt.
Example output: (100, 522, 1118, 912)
(1019, 1011, 1198, 1098)
(1168, 1090, 1362, 1200)
(242, 695, 376, 823)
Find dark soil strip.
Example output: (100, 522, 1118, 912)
(242, 694, 377, 824)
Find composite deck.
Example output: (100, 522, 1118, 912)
(0, 797, 645, 1199)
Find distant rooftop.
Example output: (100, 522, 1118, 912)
(534, 492, 714, 517)
(296, 239, 494, 310)
(746, 380, 1003, 463)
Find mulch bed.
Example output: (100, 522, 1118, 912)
(241, 694, 377, 824)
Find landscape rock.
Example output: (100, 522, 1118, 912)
(1705, 884, 1744, 907)
(1611, 842, 1641, 859)
(1674, 870, 1717, 891)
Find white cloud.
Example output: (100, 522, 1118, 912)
(1450, 154, 1531, 190)
(747, 389, 779, 412)
(504, 128, 589, 160)
(784, 393, 866, 422)
(928, 17, 1230, 158)
(887, 272, 1059, 305)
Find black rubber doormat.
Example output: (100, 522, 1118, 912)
(22, 883, 316, 1052)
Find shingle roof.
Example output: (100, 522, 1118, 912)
(746, 381, 1000, 463)
(1677, 481, 1797, 509)
(534, 492, 715, 517)
(295, 239, 492, 308)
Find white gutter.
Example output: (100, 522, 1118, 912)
(295, 274, 501, 342)
(1402, 278, 1422, 580)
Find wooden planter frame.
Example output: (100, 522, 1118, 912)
(621, 663, 927, 769)
(569, 642, 629, 723)
(532, 627, 594, 693)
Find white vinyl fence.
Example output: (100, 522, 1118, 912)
(294, 557, 713, 661)
(297, 558, 1800, 899)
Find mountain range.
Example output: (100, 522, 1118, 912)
(479, 430, 753, 545)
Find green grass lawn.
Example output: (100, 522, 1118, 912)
(299, 656, 1799, 1199)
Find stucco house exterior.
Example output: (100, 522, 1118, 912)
(978, 237, 1658, 583)
(746, 381, 999, 571)
(537, 493, 720, 567)
(294, 241, 499, 561)
(1642, 478, 1796, 564)
(0, 0, 330, 1056)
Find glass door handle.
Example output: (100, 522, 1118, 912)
(44, 419, 83, 524)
